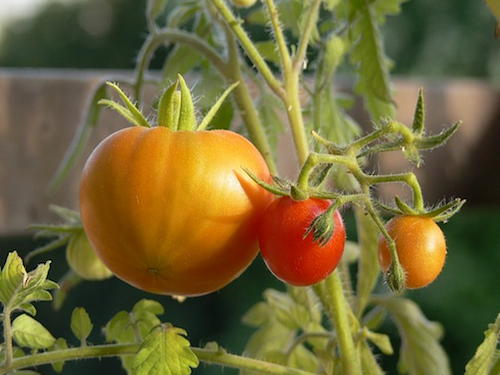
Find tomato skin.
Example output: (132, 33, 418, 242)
(378, 215, 447, 289)
(258, 197, 346, 286)
(79, 126, 273, 296)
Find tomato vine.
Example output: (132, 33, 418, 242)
(3, 0, 500, 375)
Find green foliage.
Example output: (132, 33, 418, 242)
(132, 325, 199, 375)
(465, 314, 500, 375)
(376, 297, 451, 375)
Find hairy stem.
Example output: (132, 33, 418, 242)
(209, 0, 284, 99)
(2, 306, 14, 368)
(313, 272, 362, 375)
(0, 344, 318, 375)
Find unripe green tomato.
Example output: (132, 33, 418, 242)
(66, 231, 113, 280)
(230, 0, 257, 8)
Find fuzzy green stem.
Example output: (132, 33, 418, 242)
(223, 21, 278, 173)
(264, 0, 292, 72)
(366, 172, 424, 212)
(2, 306, 14, 368)
(292, 0, 322, 73)
(0, 343, 140, 375)
(209, 0, 284, 99)
(0, 344, 317, 375)
(193, 347, 316, 375)
(313, 272, 362, 375)
(133, 28, 228, 101)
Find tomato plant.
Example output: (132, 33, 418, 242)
(9, 0, 500, 375)
(80, 125, 273, 296)
(258, 197, 346, 286)
(378, 215, 447, 289)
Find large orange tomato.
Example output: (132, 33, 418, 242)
(79, 126, 273, 296)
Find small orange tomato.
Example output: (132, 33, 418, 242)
(378, 215, 447, 289)
(79, 126, 273, 296)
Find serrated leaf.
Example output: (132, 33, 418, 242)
(465, 313, 500, 375)
(132, 325, 199, 375)
(105, 310, 136, 344)
(133, 299, 165, 317)
(379, 297, 451, 375)
(12, 314, 56, 350)
(348, 0, 396, 120)
(71, 307, 93, 343)
(264, 289, 310, 330)
(0, 252, 57, 313)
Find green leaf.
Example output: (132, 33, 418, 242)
(263, 289, 311, 330)
(465, 314, 500, 375)
(241, 302, 270, 327)
(105, 310, 136, 344)
(254, 41, 281, 65)
(71, 307, 93, 343)
(12, 314, 56, 350)
(362, 327, 393, 355)
(48, 83, 107, 193)
(0, 252, 57, 313)
(379, 297, 451, 375)
(348, 0, 396, 120)
(132, 325, 199, 375)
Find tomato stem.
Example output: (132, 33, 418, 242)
(313, 272, 363, 375)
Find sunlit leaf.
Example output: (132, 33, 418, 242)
(379, 297, 451, 375)
(132, 325, 199, 375)
(71, 307, 93, 343)
(12, 314, 56, 350)
(465, 314, 500, 375)
(0, 252, 57, 314)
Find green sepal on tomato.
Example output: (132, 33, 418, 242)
(79, 76, 273, 296)
(258, 197, 346, 286)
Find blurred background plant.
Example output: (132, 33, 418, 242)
(0, 0, 499, 374)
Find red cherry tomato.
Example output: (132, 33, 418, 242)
(258, 197, 346, 286)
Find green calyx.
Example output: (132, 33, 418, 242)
(99, 75, 239, 131)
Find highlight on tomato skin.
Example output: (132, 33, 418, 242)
(257, 197, 346, 287)
(378, 215, 447, 289)
(79, 125, 274, 297)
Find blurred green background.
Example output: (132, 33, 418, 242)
(1, 0, 499, 374)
